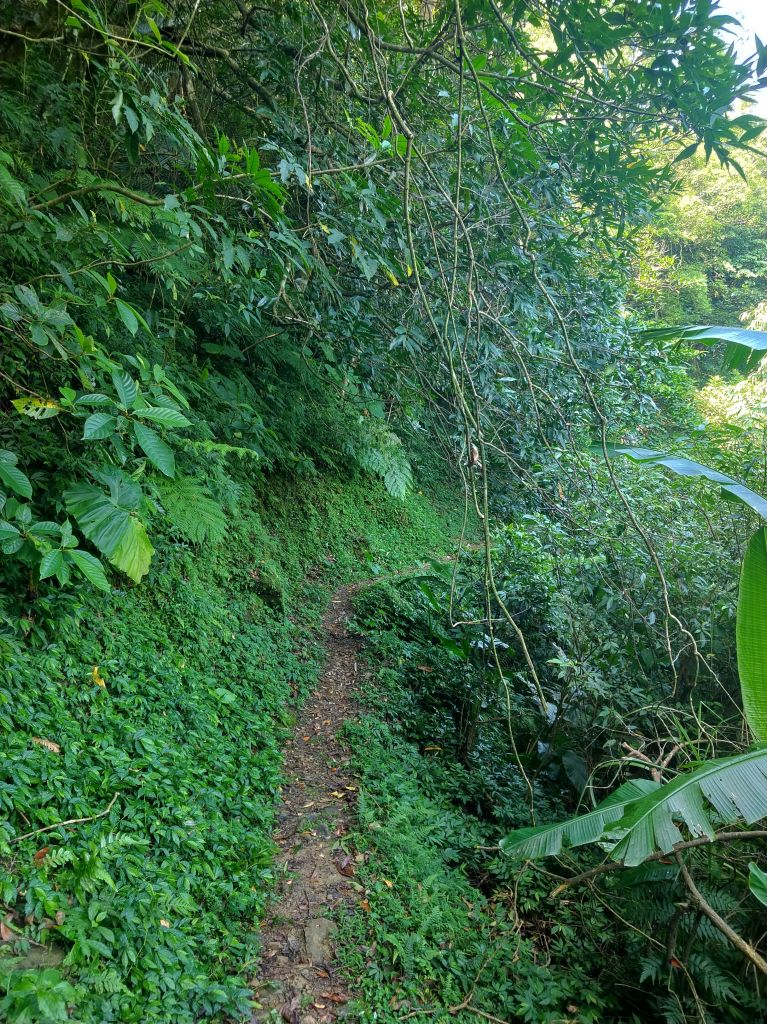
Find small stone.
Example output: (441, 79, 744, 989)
(304, 917, 337, 963)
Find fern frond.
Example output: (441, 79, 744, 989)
(348, 422, 413, 499)
(157, 476, 227, 545)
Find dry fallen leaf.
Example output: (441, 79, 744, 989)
(159, 919, 171, 928)
(330, 790, 346, 798)
(336, 857, 355, 878)
(280, 995, 301, 1024)
(416, 665, 433, 673)
(359, 899, 371, 912)
(0, 917, 14, 942)
(32, 737, 61, 753)
(321, 993, 349, 1004)
(383, 879, 394, 888)
(33, 846, 50, 865)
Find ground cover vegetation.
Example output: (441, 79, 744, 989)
(2, 1, 767, 1022)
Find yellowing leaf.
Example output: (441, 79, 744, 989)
(92, 665, 106, 687)
(12, 397, 61, 420)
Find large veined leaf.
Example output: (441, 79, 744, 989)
(0, 450, 32, 499)
(503, 748, 767, 867)
(641, 324, 767, 373)
(133, 421, 175, 477)
(112, 369, 137, 409)
(500, 778, 659, 860)
(135, 406, 190, 429)
(749, 862, 767, 906)
(609, 746, 767, 866)
(83, 412, 118, 441)
(64, 470, 153, 582)
(600, 444, 767, 519)
(737, 528, 767, 741)
(67, 549, 111, 592)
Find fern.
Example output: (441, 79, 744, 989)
(42, 847, 74, 870)
(348, 422, 413, 499)
(157, 476, 227, 545)
(183, 438, 262, 462)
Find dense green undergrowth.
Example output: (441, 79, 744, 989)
(342, 571, 767, 1024)
(3, 3, 767, 1021)
(0, 463, 463, 1024)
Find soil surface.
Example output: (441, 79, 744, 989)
(250, 582, 367, 1024)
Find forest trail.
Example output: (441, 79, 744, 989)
(251, 582, 367, 1024)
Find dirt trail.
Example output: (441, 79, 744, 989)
(251, 582, 366, 1024)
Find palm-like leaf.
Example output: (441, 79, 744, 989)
(600, 444, 767, 519)
(737, 528, 767, 742)
(640, 324, 767, 373)
(502, 749, 767, 866)
(500, 779, 658, 860)
(610, 747, 767, 865)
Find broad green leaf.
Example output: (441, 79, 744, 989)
(640, 324, 767, 373)
(737, 528, 767, 741)
(135, 406, 191, 429)
(133, 421, 175, 477)
(83, 413, 118, 441)
(611, 746, 767, 866)
(222, 235, 234, 271)
(67, 549, 111, 592)
(0, 451, 32, 498)
(748, 862, 767, 906)
(114, 298, 139, 335)
(28, 521, 62, 537)
(64, 472, 153, 582)
(0, 521, 21, 542)
(500, 779, 659, 860)
(39, 549, 64, 580)
(601, 444, 767, 519)
(112, 370, 138, 409)
(75, 393, 112, 406)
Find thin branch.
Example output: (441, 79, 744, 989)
(550, 830, 767, 895)
(11, 793, 120, 844)
(31, 185, 164, 212)
(676, 852, 767, 975)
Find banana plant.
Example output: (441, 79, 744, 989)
(641, 323, 767, 373)
(503, 451, 767, 868)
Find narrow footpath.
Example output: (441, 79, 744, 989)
(251, 583, 365, 1024)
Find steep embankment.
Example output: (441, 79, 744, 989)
(0, 467, 463, 1024)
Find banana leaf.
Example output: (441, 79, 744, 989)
(641, 324, 767, 373)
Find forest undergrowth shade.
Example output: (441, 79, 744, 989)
(0, 463, 462, 1024)
(4, 1, 767, 1022)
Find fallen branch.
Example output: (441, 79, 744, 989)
(10, 792, 120, 844)
(676, 852, 767, 975)
(550, 829, 767, 895)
